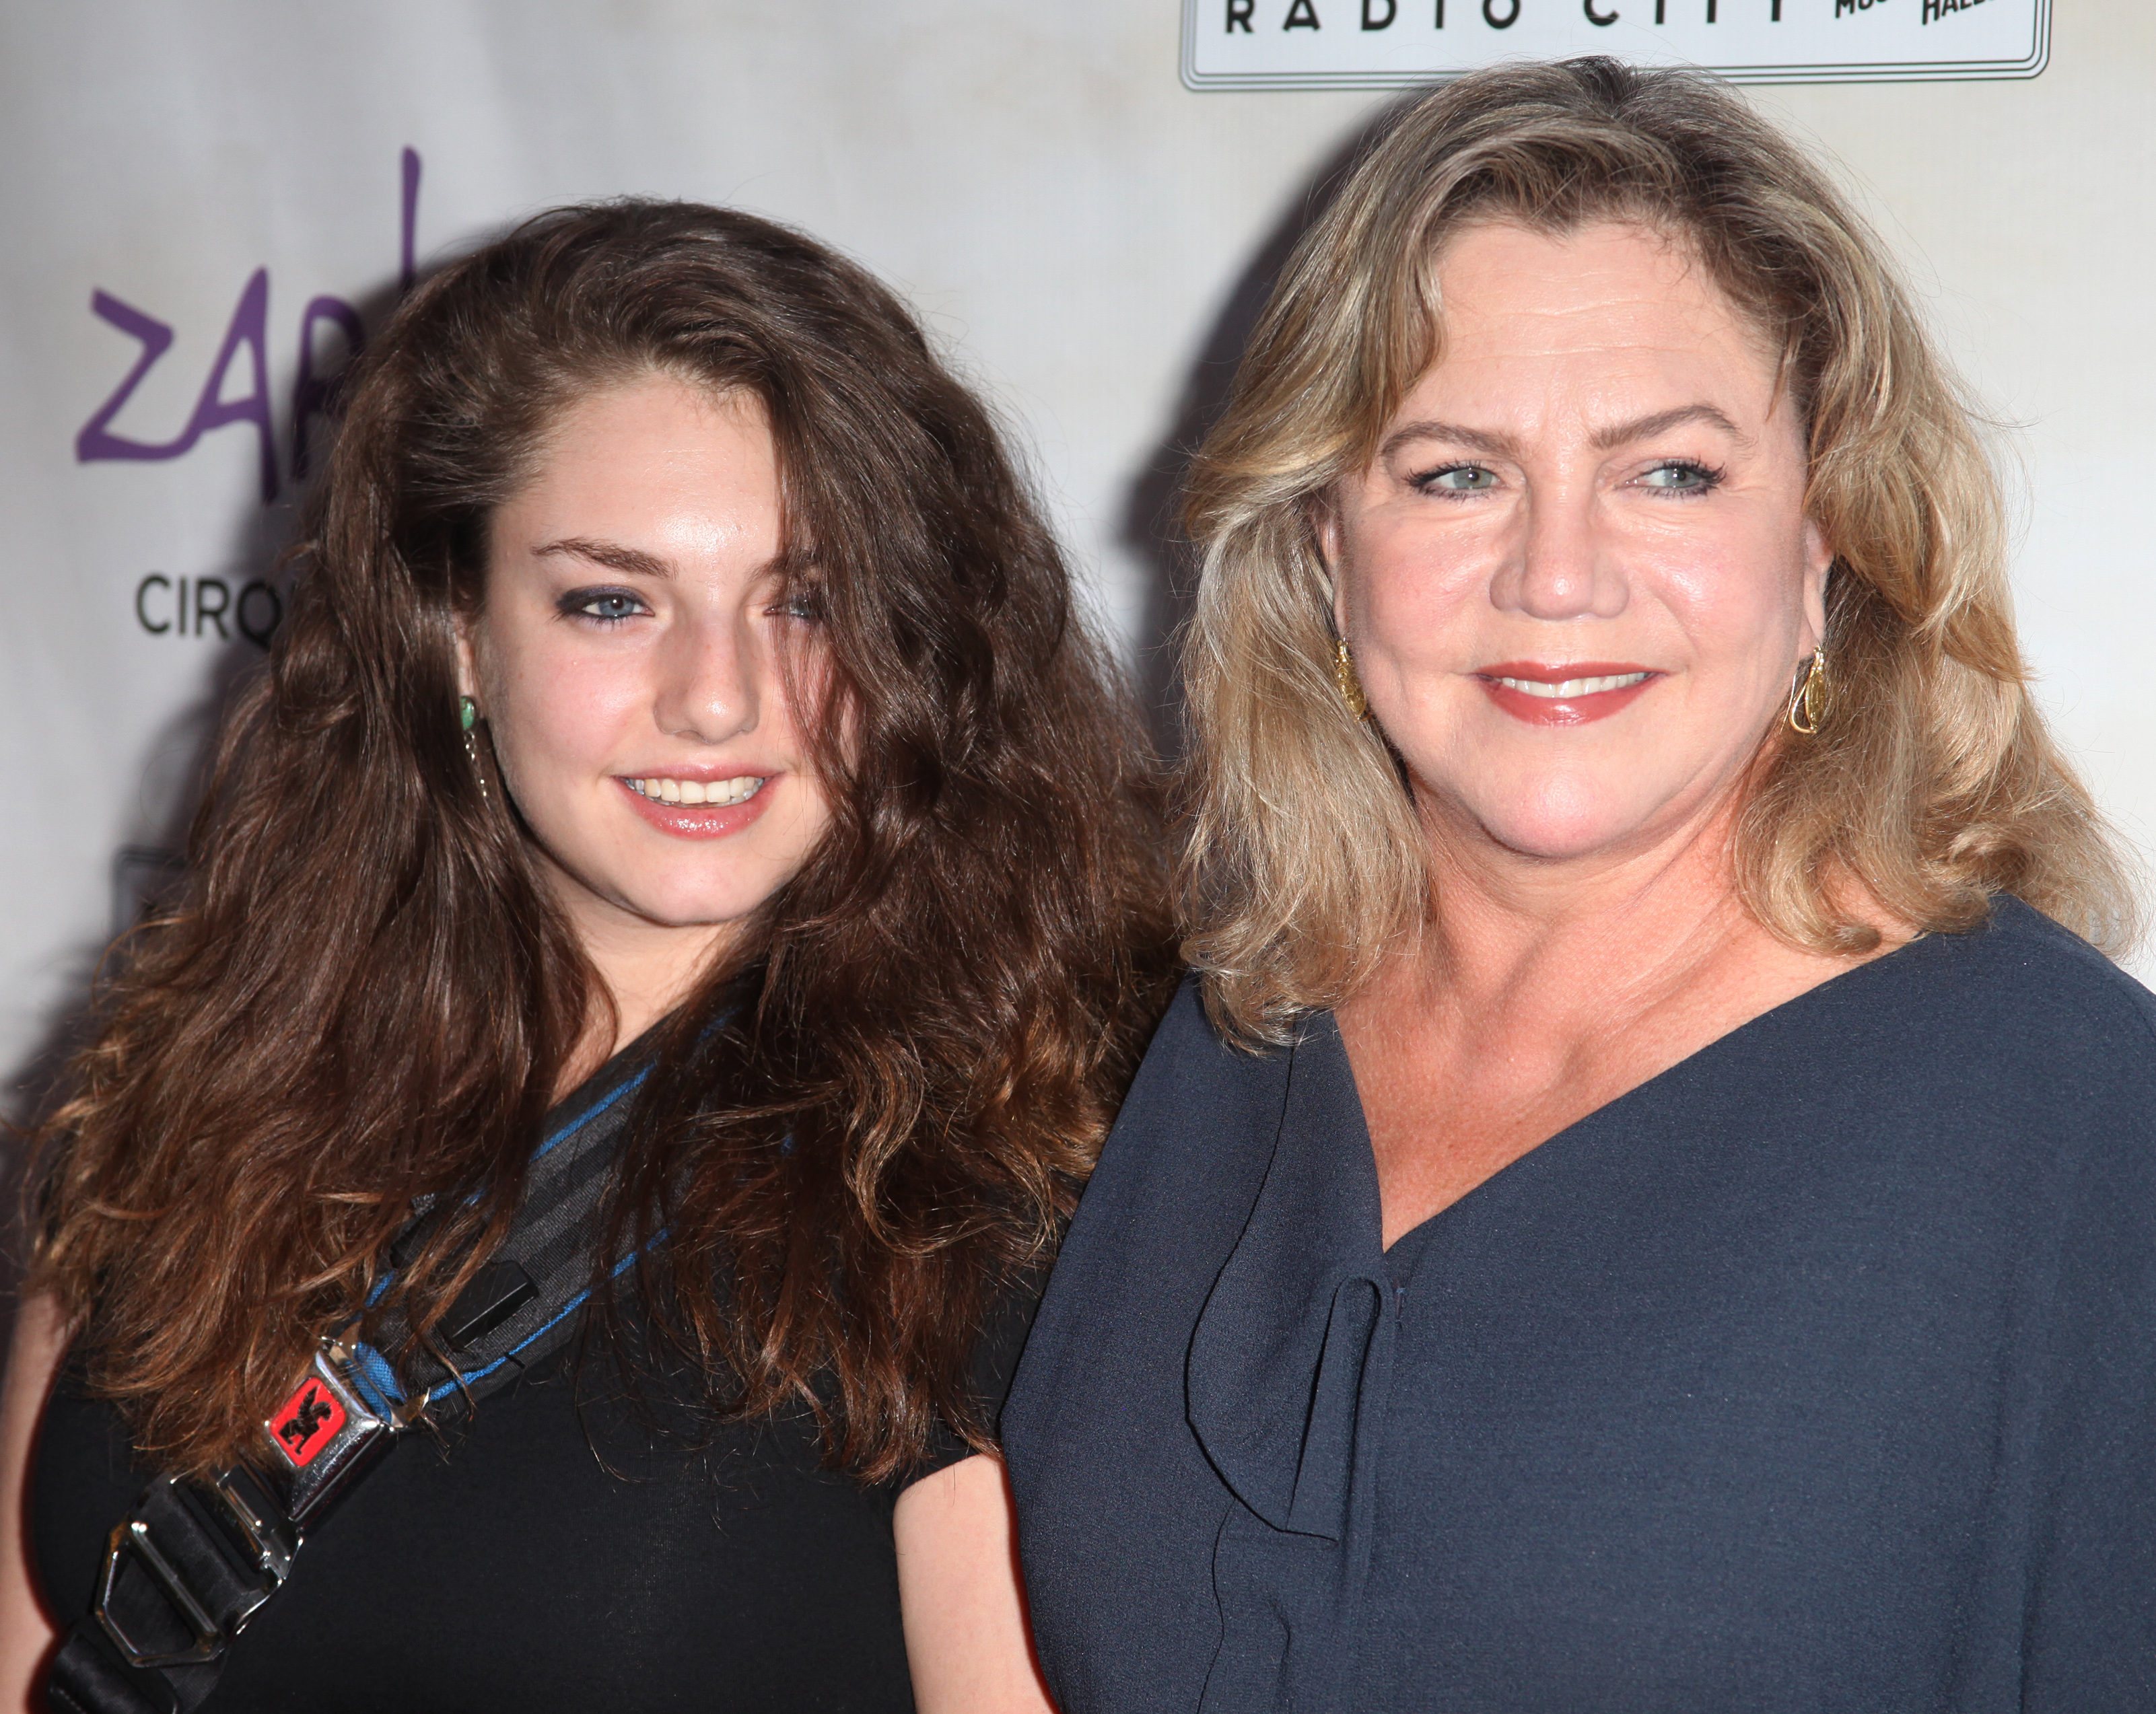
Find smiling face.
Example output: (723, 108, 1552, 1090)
(1324, 219, 1831, 870)
(460, 373, 832, 968)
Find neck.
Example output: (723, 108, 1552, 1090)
(551, 886, 738, 1099)
(1399, 782, 1774, 1029)
(1339, 777, 1894, 1250)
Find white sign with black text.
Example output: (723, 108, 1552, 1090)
(1183, 0, 2046, 88)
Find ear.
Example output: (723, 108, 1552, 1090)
(1309, 488, 1350, 637)
(1799, 516, 1832, 654)
(454, 614, 479, 704)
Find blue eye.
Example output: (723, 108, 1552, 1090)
(559, 587, 648, 624)
(1639, 461, 1723, 493)
(771, 586, 825, 622)
(1418, 464, 1498, 494)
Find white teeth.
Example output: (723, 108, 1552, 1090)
(1493, 672, 1649, 699)
(629, 775, 768, 807)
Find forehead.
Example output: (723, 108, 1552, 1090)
(502, 373, 779, 524)
(531, 373, 771, 472)
(1414, 219, 1780, 406)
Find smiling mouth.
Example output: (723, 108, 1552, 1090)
(1475, 662, 1659, 727)
(1487, 671, 1651, 699)
(625, 775, 767, 807)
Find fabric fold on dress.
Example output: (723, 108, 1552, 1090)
(1184, 1015, 1395, 1713)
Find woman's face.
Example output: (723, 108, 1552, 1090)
(460, 373, 832, 954)
(1323, 219, 1830, 870)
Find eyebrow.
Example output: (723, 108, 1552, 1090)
(532, 536, 672, 579)
(1590, 403, 1750, 452)
(1379, 420, 1522, 463)
(1378, 402, 1751, 464)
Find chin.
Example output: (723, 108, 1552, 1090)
(621, 887, 770, 931)
(1461, 775, 1659, 864)
(538, 834, 803, 937)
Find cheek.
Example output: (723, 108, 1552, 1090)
(1657, 529, 1811, 685)
(783, 646, 833, 729)
(482, 637, 637, 797)
(1342, 515, 1484, 656)
(776, 641, 846, 765)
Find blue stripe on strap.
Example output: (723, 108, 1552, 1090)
(345, 1066, 655, 1413)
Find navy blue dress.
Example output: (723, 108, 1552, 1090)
(1004, 900, 2156, 1713)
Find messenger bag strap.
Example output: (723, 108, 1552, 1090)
(42, 1058, 653, 1714)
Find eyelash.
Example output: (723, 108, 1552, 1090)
(1639, 459, 1726, 495)
(559, 586, 647, 627)
(1408, 458, 1729, 497)
(556, 584, 827, 626)
(1412, 462, 1497, 497)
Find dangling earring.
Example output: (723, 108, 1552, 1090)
(1786, 648, 1828, 736)
(1333, 639, 1370, 722)
(459, 696, 490, 801)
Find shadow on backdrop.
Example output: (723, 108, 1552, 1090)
(1121, 100, 1407, 757)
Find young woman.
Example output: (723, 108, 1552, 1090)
(1, 201, 1170, 1711)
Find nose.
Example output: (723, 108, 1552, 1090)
(652, 604, 760, 744)
(1489, 479, 1628, 622)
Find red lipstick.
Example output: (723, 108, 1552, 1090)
(1475, 662, 1658, 727)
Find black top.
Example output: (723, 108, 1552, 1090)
(32, 1053, 1039, 1712)
(1004, 900, 2156, 1714)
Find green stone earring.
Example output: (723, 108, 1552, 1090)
(458, 697, 489, 804)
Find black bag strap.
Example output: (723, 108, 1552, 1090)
(43, 1056, 653, 1714)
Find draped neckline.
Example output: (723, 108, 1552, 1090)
(1366, 921, 1932, 1269)
(1186, 917, 1945, 1548)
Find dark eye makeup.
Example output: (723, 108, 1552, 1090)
(1407, 457, 1728, 497)
(557, 586, 648, 624)
(769, 584, 826, 622)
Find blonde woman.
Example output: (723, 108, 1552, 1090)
(1003, 58, 2156, 1714)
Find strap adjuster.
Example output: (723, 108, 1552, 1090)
(94, 1513, 219, 1670)
(88, 1344, 381, 1674)
(206, 1468, 295, 1585)
(92, 1474, 286, 1670)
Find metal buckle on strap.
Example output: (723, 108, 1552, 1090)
(94, 1511, 221, 1670)
(260, 1342, 399, 1524)
(91, 1471, 291, 1671)
(89, 1343, 395, 1674)
(207, 1468, 295, 1587)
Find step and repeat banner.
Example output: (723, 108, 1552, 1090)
(1187, 0, 2048, 85)
(2, 1, 2153, 1114)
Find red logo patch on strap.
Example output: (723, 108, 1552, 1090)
(269, 1377, 347, 1468)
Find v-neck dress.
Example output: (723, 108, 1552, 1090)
(1002, 899, 2156, 1713)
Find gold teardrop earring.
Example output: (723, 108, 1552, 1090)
(1333, 639, 1370, 722)
(1786, 648, 1828, 736)
(459, 695, 490, 802)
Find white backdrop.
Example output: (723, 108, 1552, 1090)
(3, 2, 2155, 1121)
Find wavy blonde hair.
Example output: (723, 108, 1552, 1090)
(1181, 57, 2138, 1042)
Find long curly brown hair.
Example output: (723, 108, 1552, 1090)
(30, 201, 1174, 1483)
